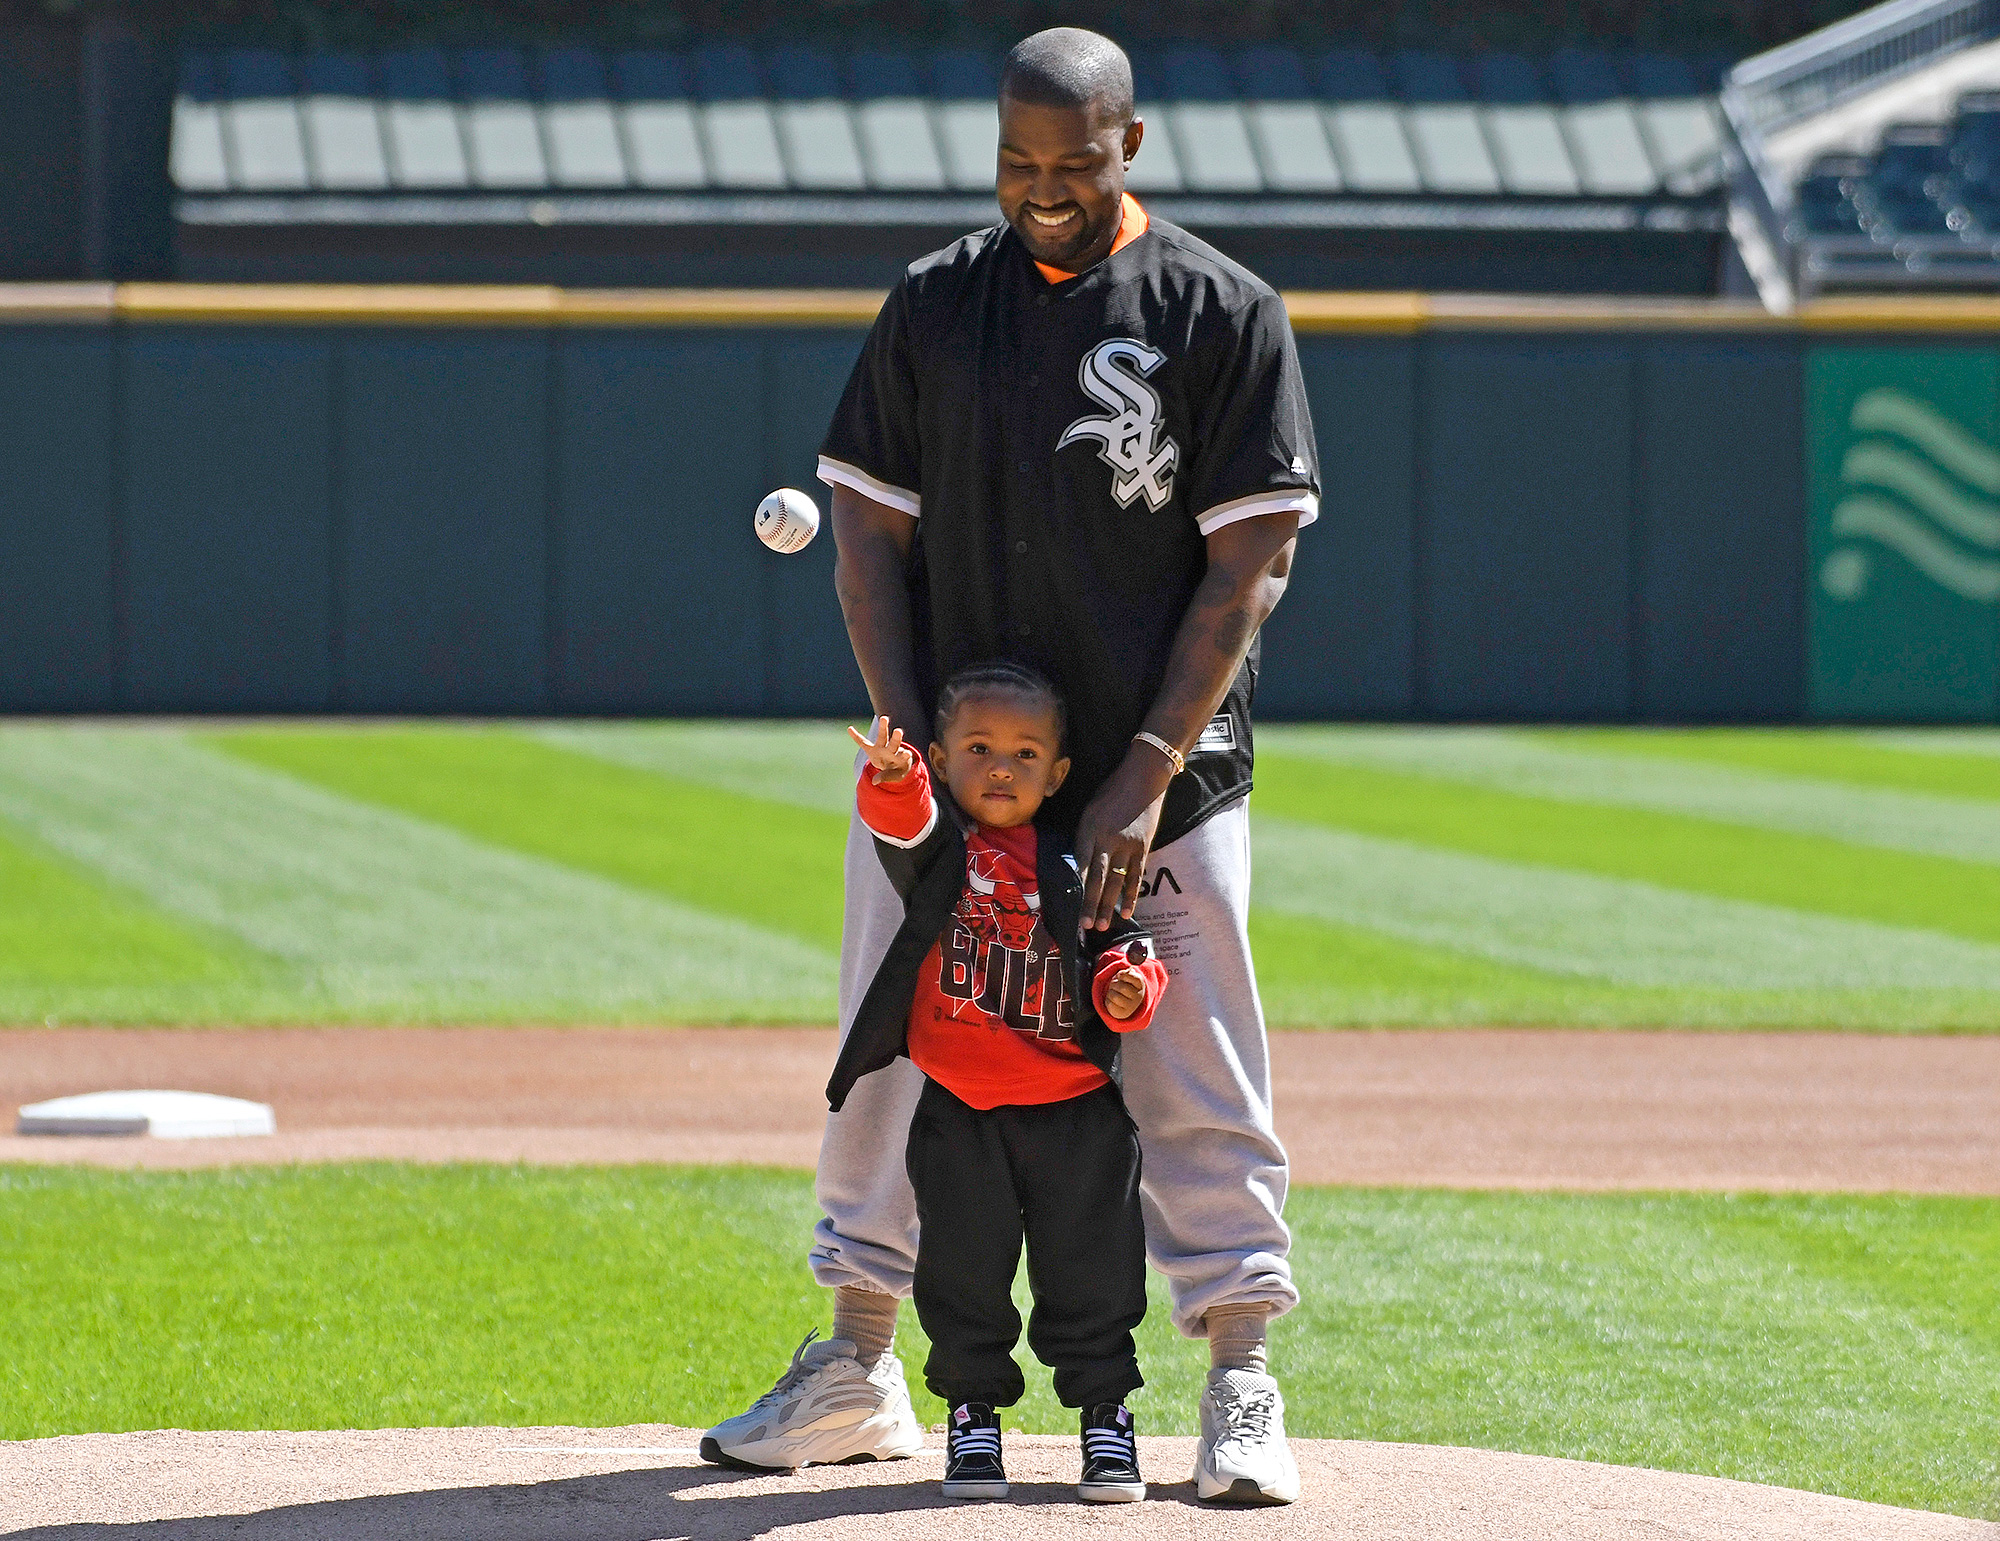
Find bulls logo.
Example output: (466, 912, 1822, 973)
(1058, 338, 1179, 512)
(964, 848, 1040, 950)
(940, 849, 1072, 1040)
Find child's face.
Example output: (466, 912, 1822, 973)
(929, 693, 1070, 829)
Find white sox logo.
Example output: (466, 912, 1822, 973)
(1058, 338, 1179, 511)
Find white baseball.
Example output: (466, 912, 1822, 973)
(755, 488, 821, 554)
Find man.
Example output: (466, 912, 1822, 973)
(701, 26, 1319, 1505)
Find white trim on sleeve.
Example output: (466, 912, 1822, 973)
(817, 456, 921, 518)
(865, 794, 939, 849)
(1193, 489, 1320, 536)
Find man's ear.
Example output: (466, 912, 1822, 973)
(1122, 116, 1144, 167)
(1046, 755, 1071, 794)
(929, 741, 948, 776)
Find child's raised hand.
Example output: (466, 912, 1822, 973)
(1102, 966, 1148, 1020)
(848, 715, 915, 784)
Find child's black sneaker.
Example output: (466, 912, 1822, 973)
(942, 1402, 1008, 1499)
(1078, 1402, 1146, 1502)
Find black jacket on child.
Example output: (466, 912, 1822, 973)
(825, 794, 1157, 1113)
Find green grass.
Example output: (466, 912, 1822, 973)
(3, 1166, 1994, 1517)
(2, 722, 1998, 1029)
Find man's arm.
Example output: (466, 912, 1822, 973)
(830, 481, 928, 742)
(1074, 510, 1300, 929)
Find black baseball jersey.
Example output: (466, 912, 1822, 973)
(818, 208, 1320, 851)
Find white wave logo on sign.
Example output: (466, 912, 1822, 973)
(1822, 387, 2000, 604)
(1058, 338, 1180, 511)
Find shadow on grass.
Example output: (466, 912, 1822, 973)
(5, 1463, 1219, 1540)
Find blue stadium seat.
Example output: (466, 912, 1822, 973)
(1547, 49, 1624, 104)
(378, 48, 469, 188)
(221, 49, 309, 191)
(929, 50, 999, 189)
(1234, 46, 1312, 101)
(1475, 55, 1580, 195)
(1549, 47, 1657, 193)
(1319, 50, 1392, 102)
(171, 52, 230, 191)
(1393, 51, 1468, 103)
(1473, 54, 1547, 104)
(847, 51, 947, 190)
(766, 45, 867, 189)
(1392, 52, 1497, 192)
(538, 48, 627, 189)
(613, 52, 707, 189)
(849, 50, 924, 99)
(1627, 54, 1698, 99)
(1867, 123, 1953, 234)
(457, 47, 547, 189)
(1155, 45, 1259, 192)
(1793, 154, 1871, 235)
(1235, 47, 1340, 191)
(691, 45, 786, 188)
(299, 52, 388, 191)
(1161, 45, 1236, 102)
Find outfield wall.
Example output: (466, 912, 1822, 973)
(2, 285, 1996, 722)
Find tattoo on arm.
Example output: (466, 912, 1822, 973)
(1212, 606, 1255, 657)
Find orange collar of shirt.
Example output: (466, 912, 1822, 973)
(1034, 193, 1148, 285)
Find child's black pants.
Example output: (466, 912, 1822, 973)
(905, 1076, 1147, 1411)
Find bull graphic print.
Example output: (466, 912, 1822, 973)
(1057, 337, 1179, 511)
(938, 848, 1075, 1040)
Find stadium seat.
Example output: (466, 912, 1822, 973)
(1791, 154, 1871, 236)
(458, 48, 548, 190)
(1474, 53, 1581, 195)
(1125, 51, 1186, 193)
(929, 49, 999, 191)
(848, 51, 948, 191)
(223, 50, 310, 191)
(298, 53, 389, 191)
(539, 48, 629, 189)
(1866, 123, 1953, 235)
(767, 46, 868, 191)
(1319, 50, 1421, 192)
(1159, 46, 1262, 193)
(1394, 51, 1500, 194)
(1234, 46, 1342, 192)
(1548, 48, 1658, 194)
(614, 52, 708, 189)
(1628, 53, 1725, 194)
(171, 52, 231, 192)
(692, 44, 787, 190)
(378, 48, 469, 188)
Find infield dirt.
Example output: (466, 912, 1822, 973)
(2, 1026, 1996, 1191)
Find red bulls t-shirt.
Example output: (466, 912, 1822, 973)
(858, 758, 1165, 1110)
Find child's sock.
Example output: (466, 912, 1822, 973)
(1206, 1303, 1269, 1375)
(832, 1285, 898, 1368)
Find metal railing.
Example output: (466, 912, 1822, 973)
(1727, 0, 2000, 135)
(1721, 0, 2000, 309)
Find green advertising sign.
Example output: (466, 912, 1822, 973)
(1808, 346, 2000, 721)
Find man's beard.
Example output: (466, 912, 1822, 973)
(1013, 203, 1111, 270)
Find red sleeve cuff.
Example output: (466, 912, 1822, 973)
(1091, 945, 1168, 1032)
(856, 753, 937, 846)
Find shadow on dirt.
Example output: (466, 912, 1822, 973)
(4, 1463, 1221, 1540)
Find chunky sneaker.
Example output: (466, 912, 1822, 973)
(1077, 1403, 1146, 1503)
(941, 1402, 1008, 1500)
(1194, 1368, 1300, 1505)
(700, 1331, 924, 1471)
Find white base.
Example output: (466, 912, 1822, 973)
(17, 1090, 276, 1139)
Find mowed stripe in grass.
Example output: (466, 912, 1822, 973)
(535, 722, 860, 817)
(1252, 818, 2000, 991)
(3, 1165, 1994, 1517)
(216, 728, 849, 952)
(0, 729, 834, 1022)
(1254, 753, 2000, 945)
(1565, 728, 2000, 803)
(1264, 727, 2000, 866)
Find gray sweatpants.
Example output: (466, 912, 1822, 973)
(809, 796, 1296, 1338)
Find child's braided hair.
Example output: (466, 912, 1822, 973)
(933, 660, 1067, 752)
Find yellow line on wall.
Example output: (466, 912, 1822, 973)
(3, 284, 2000, 333)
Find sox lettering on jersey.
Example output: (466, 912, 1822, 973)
(1058, 337, 1180, 512)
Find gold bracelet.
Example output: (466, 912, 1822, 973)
(1133, 731, 1186, 776)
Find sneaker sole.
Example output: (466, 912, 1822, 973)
(1078, 1479, 1146, 1503)
(1197, 1472, 1297, 1506)
(704, 1409, 924, 1472)
(941, 1480, 1009, 1500)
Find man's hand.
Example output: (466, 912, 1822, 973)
(848, 715, 914, 784)
(1075, 749, 1173, 930)
(1101, 965, 1149, 1019)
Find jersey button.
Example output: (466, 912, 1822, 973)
(1017, 622, 1032, 638)
(1036, 294, 1051, 307)
(1014, 539, 1029, 554)
(1017, 460, 1030, 473)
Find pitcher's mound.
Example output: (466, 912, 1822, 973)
(2, 1425, 1990, 1539)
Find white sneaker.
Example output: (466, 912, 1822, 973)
(1193, 1368, 1300, 1504)
(700, 1331, 925, 1471)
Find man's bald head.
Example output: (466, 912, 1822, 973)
(999, 27, 1134, 128)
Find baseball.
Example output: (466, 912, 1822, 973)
(755, 488, 820, 554)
